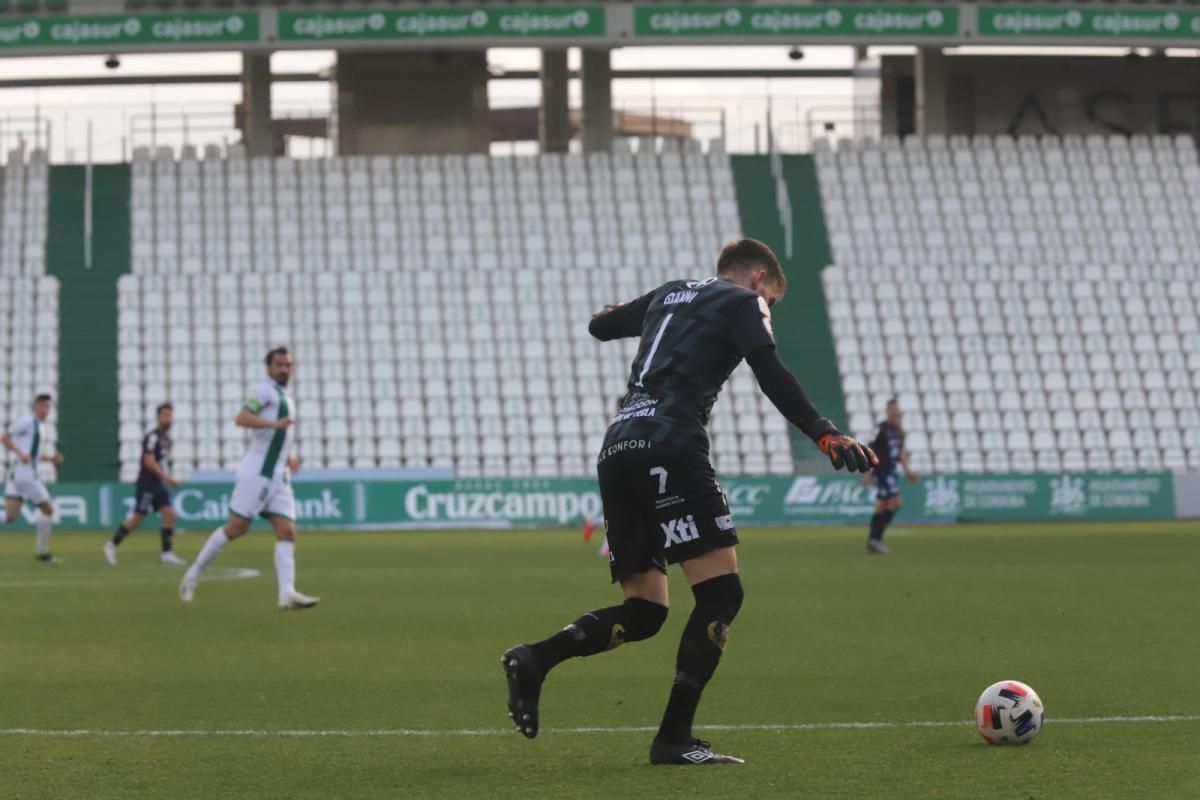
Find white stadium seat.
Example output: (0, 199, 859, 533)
(817, 134, 1200, 473)
(0, 152, 56, 448)
(117, 150, 778, 477)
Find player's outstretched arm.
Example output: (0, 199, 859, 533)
(745, 346, 877, 473)
(588, 292, 654, 341)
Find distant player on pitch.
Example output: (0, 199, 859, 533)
(179, 347, 319, 610)
(104, 402, 187, 566)
(862, 397, 918, 555)
(2, 393, 65, 563)
(502, 240, 876, 765)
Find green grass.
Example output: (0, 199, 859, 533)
(1, 521, 1198, 799)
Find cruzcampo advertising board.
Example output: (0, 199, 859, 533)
(2, 473, 1176, 531)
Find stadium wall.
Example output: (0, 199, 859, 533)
(1, 473, 1182, 531)
(882, 54, 1200, 137)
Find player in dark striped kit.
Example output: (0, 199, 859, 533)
(863, 398, 918, 554)
(501, 239, 877, 765)
(104, 403, 186, 566)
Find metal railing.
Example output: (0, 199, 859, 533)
(0, 91, 880, 163)
(0, 114, 52, 161)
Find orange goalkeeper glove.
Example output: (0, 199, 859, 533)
(817, 433, 878, 474)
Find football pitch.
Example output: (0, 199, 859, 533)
(2, 521, 1198, 799)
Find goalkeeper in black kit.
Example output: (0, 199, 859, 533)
(501, 239, 876, 765)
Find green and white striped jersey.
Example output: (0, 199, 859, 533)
(5, 414, 42, 480)
(240, 381, 295, 481)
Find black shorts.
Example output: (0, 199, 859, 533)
(132, 482, 172, 514)
(596, 440, 739, 583)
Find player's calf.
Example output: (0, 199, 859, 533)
(503, 598, 668, 739)
(655, 573, 743, 748)
(528, 597, 669, 673)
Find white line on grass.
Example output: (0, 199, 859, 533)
(0, 567, 259, 589)
(2, 715, 1197, 739)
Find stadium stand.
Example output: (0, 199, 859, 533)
(117, 145, 793, 479)
(818, 133, 1200, 475)
(0, 150, 59, 484)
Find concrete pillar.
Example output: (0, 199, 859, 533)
(539, 48, 570, 154)
(915, 47, 948, 137)
(335, 50, 490, 155)
(241, 52, 273, 157)
(581, 48, 613, 153)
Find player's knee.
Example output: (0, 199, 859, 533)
(694, 572, 744, 624)
(621, 597, 669, 642)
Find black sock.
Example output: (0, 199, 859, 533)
(111, 525, 130, 546)
(657, 573, 744, 743)
(161, 527, 174, 553)
(528, 597, 667, 674)
(868, 513, 884, 542)
(878, 510, 896, 540)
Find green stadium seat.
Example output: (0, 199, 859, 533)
(45, 0, 68, 10)
(16, 0, 38, 12)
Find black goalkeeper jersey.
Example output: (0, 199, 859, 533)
(596, 277, 776, 453)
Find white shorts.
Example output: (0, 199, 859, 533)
(229, 473, 296, 521)
(5, 471, 50, 506)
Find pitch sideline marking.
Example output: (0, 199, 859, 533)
(1, 715, 1197, 738)
(0, 567, 260, 589)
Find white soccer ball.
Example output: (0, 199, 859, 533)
(974, 680, 1044, 745)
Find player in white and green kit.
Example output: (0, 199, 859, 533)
(179, 348, 320, 610)
(2, 393, 66, 562)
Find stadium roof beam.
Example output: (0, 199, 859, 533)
(0, 67, 853, 91)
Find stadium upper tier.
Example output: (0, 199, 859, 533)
(117, 145, 792, 479)
(0, 151, 58, 483)
(817, 133, 1200, 475)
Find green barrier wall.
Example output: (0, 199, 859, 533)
(48, 164, 130, 481)
(0, 473, 1176, 531)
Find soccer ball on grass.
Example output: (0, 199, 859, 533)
(975, 680, 1044, 745)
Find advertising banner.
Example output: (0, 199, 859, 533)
(632, 4, 958, 39)
(277, 6, 606, 43)
(977, 6, 1200, 40)
(0, 12, 259, 49)
(1, 473, 1176, 531)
